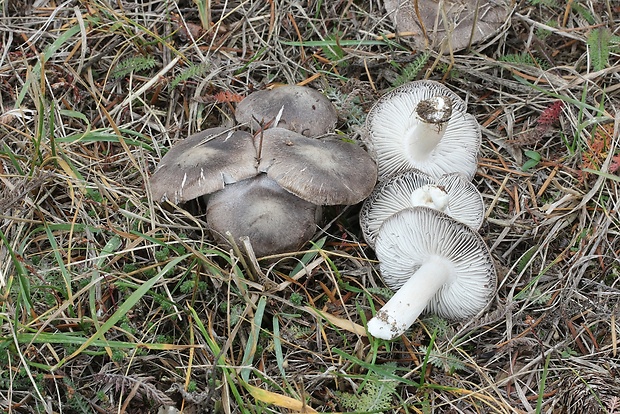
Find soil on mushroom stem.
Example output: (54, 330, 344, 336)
(0, 0, 618, 413)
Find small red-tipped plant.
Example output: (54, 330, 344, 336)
(507, 100, 565, 146)
(536, 100, 564, 131)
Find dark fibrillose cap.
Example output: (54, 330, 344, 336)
(206, 175, 320, 257)
(149, 128, 257, 204)
(149, 124, 377, 256)
(258, 128, 378, 206)
(235, 85, 338, 137)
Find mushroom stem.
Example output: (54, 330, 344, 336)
(405, 96, 452, 160)
(367, 256, 453, 340)
(410, 184, 449, 211)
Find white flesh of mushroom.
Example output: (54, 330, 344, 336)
(409, 184, 449, 211)
(367, 256, 453, 340)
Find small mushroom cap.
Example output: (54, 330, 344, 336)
(150, 128, 257, 204)
(360, 169, 484, 247)
(366, 80, 481, 180)
(206, 175, 319, 257)
(375, 207, 496, 320)
(258, 128, 378, 205)
(384, 0, 510, 52)
(235, 85, 338, 137)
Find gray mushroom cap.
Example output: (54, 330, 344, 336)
(258, 128, 378, 205)
(383, 0, 510, 52)
(235, 85, 338, 137)
(375, 207, 496, 320)
(206, 175, 319, 257)
(150, 126, 377, 207)
(150, 128, 257, 204)
(360, 169, 484, 247)
(366, 80, 481, 180)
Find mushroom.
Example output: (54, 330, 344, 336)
(383, 0, 510, 52)
(359, 169, 484, 247)
(235, 85, 338, 137)
(206, 175, 320, 257)
(149, 126, 377, 256)
(258, 128, 378, 206)
(149, 127, 257, 204)
(367, 207, 496, 340)
(366, 80, 481, 180)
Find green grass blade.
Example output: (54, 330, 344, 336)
(43, 223, 72, 301)
(241, 295, 267, 382)
(52, 253, 190, 370)
(16, 25, 82, 107)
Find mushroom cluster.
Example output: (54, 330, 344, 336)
(150, 85, 378, 257)
(361, 80, 497, 340)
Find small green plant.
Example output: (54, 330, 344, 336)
(535, 20, 557, 40)
(322, 32, 348, 67)
(170, 63, 209, 90)
(499, 52, 548, 69)
(337, 363, 398, 413)
(421, 314, 450, 338)
(111, 55, 158, 80)
(219, 301, 245, 325)
(111, 349, 126, 362)
(367, 286, 394, 300)
(572, 2, 596, 24)
(324, 87, 366, 125)
(522, 150, 542, 171)
(528, 0, 557, 7)
(154, 246, 170, 262)
(289, 291, 304, 306)
(560, 347, 579, 359)
(289, 324, 313, 339)
(418, 345, 467, 374)
(180, 276, 208, 294)
(391, 52, 430, 87)
(586, 27, 620, 71)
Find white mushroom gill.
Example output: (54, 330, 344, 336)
(366, 80, 481, 180)
(359, 170, 484, 248)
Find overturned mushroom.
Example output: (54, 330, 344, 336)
(384, 0, 510, 52)
(149, 126, 377, 255)
(366, 80, 481, 180)
(367, 207, 496, 340)
(360, 169, 484, 247)
(235, 85, 338, 137)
